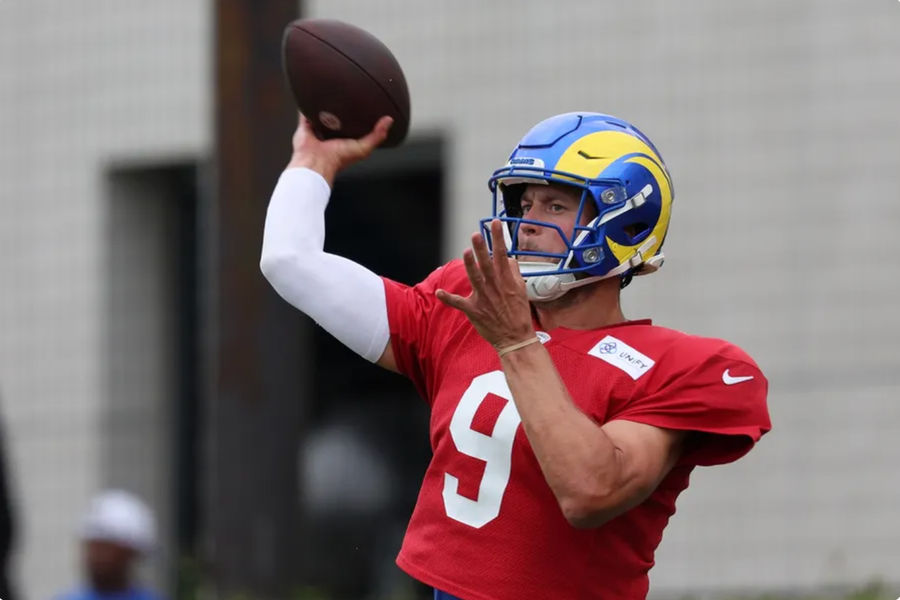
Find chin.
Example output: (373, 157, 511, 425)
(516, 257, 559, 264)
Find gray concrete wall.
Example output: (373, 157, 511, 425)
(0, 1, 210, 597)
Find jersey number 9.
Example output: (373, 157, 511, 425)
(442, 371, 522, 528)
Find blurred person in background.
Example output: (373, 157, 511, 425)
(54, 490, 164, 600)
(260, 112, 771, 599)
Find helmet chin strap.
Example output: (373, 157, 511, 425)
(517, 234, 661, 302)
(518, 263, 601, 302)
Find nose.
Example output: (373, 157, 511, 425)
(519, 205, 539, 236)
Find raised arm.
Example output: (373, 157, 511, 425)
(260, 114, 398, 371)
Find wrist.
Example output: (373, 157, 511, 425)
(286, 154, 338, 185)
(495, 336, 541, 358)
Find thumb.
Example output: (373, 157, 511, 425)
(436, 289, 465, 311)
(359, 116, 393, 150)
(332, 116, 393, 164)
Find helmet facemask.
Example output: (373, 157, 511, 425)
(481, 167, 661, 301)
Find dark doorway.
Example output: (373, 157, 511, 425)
(300, 139, 443, 600)
(104, 162, 202, 595)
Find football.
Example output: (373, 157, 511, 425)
(281, 18, 410, 147)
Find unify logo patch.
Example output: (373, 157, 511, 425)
(588, 335, 655, 380)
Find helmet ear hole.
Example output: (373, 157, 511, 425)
(625, 222, 650, 243)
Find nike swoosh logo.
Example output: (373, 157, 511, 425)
(722, 369, 754, 385)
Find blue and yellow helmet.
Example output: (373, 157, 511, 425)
(483, 112, 674, 301)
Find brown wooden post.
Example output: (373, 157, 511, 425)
(210, 0, 303, 595)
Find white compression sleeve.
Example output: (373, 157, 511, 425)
(260, 168, 390, 362)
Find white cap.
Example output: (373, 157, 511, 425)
(80, 490, 156, 555)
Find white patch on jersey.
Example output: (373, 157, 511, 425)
(536, 331, 551, 344)
(587, 335, 655, 380)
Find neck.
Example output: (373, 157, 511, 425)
(531, 278, 625, 331)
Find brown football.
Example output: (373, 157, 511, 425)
(282, 18, 410, 147)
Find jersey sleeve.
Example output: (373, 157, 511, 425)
(382, 263, 451, 400)
(611, 342, 772, 466)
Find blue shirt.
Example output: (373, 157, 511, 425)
(54, 586, 164, 600)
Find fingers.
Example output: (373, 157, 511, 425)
(292, 112, 319, 154)
(355, 116, 393, 155)
(468, 220, 523, 295)
(299, 112, 315, 134)
(295, 113, 391, 149)
(486, 219, 519, 286)
(371, 116, 394, 143)
(489, 220, 508, 259)
(470, 231, 497, 284)
(435, 288, 468, 311)
(507, 256, 521, 279)
(489, 219, 517, 283)
(288, 114, 394, 176)
(461, 248, 487, 297)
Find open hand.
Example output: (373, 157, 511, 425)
(436, 220, 536, 350)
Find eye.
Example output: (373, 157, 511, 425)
(550, 203, 567, 213)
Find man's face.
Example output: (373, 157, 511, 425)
(84, 539, 136, 591)
(515, 183, 597, 262)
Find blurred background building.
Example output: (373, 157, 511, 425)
(0, 0, 899, 598)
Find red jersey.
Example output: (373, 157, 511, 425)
(383, 260, 771, 600)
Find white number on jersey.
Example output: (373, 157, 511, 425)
(442, 370, 522, 528)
